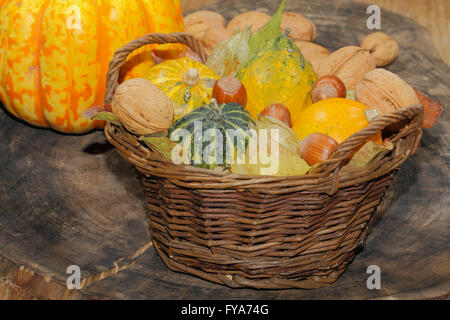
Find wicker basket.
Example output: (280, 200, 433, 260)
(103, 33, 424, 289)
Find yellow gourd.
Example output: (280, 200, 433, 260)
(291, 98, 382, 144)
(0, 0, 185, 133)
(145, 58, 219, 120)
(236, 35, 316, 122)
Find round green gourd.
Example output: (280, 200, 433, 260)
(169, 99, 253, 169)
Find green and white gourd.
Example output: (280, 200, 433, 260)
(168, 99, 253, 169)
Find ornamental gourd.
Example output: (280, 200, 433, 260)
(291, 98, 382, 144)
(145, 58, 219, 120)
(236, 34, 316, 122)
(0, 0, 184, 133)
(168, 99, 253, 169)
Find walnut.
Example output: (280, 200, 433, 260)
(294, 40, 330, 73)
(318, 46, 376, 90)
(202, 27, 232, 54)
(360, 32, 399, 67)
(184, 10, 231, 55)
(282, 12, 316, 41)
(112, 79, 174, 135)
(355, 68, 419, 115)
(184, 10, 226, 29)
(226, 11, 271, 34)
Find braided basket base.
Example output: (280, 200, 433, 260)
(142, 172, 395, 289)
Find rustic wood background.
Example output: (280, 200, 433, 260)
(181, 0, 450, 66)
(0, 0, 449, 300)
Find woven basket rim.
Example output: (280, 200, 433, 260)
(103, 32, 424, 194)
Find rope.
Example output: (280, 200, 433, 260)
(61, 241, 153, 300)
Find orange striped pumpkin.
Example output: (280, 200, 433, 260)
(0, 0, 184, 133)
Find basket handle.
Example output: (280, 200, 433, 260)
(320, 103, 424, 194)
(104, 32, 207, 105)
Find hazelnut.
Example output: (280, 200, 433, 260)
(311, 75, 347, 103)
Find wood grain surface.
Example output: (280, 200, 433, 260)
(181, 0, 450, 66)
(0, 0, 449, 300)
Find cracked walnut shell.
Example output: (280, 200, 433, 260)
(318, 46, 376, 90)
(355, 68, 419, 115)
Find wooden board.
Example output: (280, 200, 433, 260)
(0, 0, 449, 299)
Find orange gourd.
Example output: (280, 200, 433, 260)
(292, 98, 382, 144)
(0, 0, 184, 133)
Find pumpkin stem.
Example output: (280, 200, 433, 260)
(365, 109, 379, 122)
(183, 68, 200, 86)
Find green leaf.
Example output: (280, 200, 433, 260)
(141, 136, 177, 160)
(91, 112, 122, 126)
(248, 0, 286, 57)
(143, 131, 168, 138)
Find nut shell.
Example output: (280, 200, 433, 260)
(202, 27, 232, 54)
(184, 11, 230, 54)
(281, 12, 316, 41)
(318, 46, 376, 90)
(227, 11, 271, 34)
(299, 133, 338, 166)
(184, 10, 226, 29)
(294, 40, 330, 73)
(213, 76, 247, 107)
(260, 103, 292, 127)
(112, 78, 174, 135)
(311, 75, 346, 103)
(355, 68, 419, 114)
(360, 32, 399, 67)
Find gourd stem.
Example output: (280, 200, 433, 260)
(365, 109, 379, 122)
(183, 68, 200, 86)
(208, 99, 221, 121)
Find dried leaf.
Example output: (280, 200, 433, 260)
(414, 88, 443, 128)
(141, 136, 177, 160)
(230, 116, 310, 176)
(81, 105, 105, 119)
(82, 105, 122, 126)
(342, 140, 391, 171)
(91, 112, 122, 126)
(206, 26, 251, 77)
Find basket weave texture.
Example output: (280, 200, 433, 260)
(104, 33, 424, 289)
